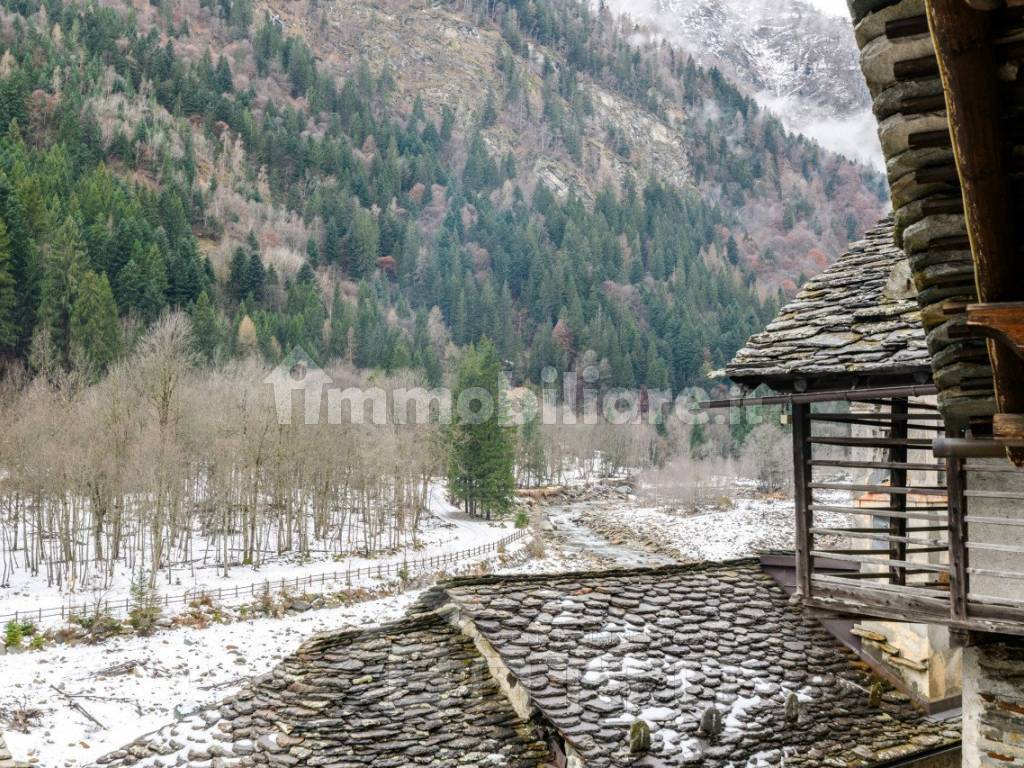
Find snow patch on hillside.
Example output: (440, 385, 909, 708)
(603, 0, 883, 169)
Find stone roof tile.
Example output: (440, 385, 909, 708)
(726, 219, 930, 386)
(93, 611, 552, 768)
(434, 560, 959, 768)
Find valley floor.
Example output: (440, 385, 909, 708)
(0, 478, 824, 767)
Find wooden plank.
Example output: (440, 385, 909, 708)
(965, 541, 1024, 553)
(809, 588, 1024, 636)
(947, 456, 970, 622)
(810, 527, 949, 548)
(926, 0, 1024, 462)
(967, 566, 1024, 580)
(810, 550, 951, 573)
(964, 489, 1024, 500)
(809, 414, 944, 430)
(965, 514, 1024, 527)
(827, 569, 940, 580)
(792, 402, 812, 599)
(810, 482, 948, 496)
(809, 412, 946, 423)
(813, 573, 952, 598)
(968, 592, 1024, 608)
(965, 600, 1024, 627)
(810, 459, 946, 472)
(810, 505, 949, 521)
(965, 462, 1024, 473)
(809, 436, 935, 449)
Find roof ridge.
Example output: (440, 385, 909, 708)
(295, 601, 459, 653)
(436, 556, 762, 590)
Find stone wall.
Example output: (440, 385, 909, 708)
(963, 641, 1024, 767)
(860, 620, 962, 707)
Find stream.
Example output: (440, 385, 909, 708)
(545, 502, 679, 568)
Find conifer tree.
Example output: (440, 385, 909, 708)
(40, 216, 88, 366)
(447, 340, 516, 519)
(349, 208, 379, 278)
(327, 286, 351, 360)
(190, 290, 221, 362)
(70, 270, 121, 374)
(0, 218, 16, 358)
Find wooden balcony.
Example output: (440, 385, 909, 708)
(790, 395, 1024, 638)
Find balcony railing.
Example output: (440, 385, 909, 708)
(790, 396, 1024, 637)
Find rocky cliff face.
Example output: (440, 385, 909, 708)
(605, 0, 883, 169)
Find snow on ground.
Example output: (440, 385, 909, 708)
(0, 481, 536, 767)
(571, 482, 855, 562)
(0, 523, 537, 767)
(0, 592, 421, 767)
(0, 475, 839, 766)
(1, 482, 513, 627)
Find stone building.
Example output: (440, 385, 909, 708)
(724, 218, 962, 711)
(97, 561, 959, 767)
(723, 2, 1024, 766)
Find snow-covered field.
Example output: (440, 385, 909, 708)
(0, 483, 533, 767)
(0, 484, 514, 627)
(1, 592, 422, 766)
(568, 482, 856, 562)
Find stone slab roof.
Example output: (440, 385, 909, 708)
(427, 560, 959, 767)
(726, 219, 931, 389)
(94, 612, 552, 768)
(97, 560, 959, 768)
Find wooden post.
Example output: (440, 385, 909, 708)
(946, 456, 969, 622)
(926, 0, 1024, 454)
(792, 402, 813, 598)
(889, 399, 909, 586)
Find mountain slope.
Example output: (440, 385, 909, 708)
(0, 0, 888, 392)
(284, 0, 888, 285)
(605, 0, 883, 169)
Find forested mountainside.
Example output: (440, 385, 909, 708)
(0, 0, 888, 391)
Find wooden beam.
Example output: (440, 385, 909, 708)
(993, 414, 1024, 444)
(890, 399, 909, 587)
(926, 0, 1024, 463)
(967, 302, 1024, 361)
(947, 456, 969, 622)
(792, 403, 813, 599)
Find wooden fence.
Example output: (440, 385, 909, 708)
(1, 530, 528, 627)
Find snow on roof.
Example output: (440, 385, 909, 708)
(726, 219, 931, 389)
(93, 610, 551, 767)
(96, 560, 959, 767)
(428, 559, 959, 767)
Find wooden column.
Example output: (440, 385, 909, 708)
(792, 403, 813, 598)
(926, 0, 1024, 457)
(946, 455, 969, 623)
(889, 399, 909, 586)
